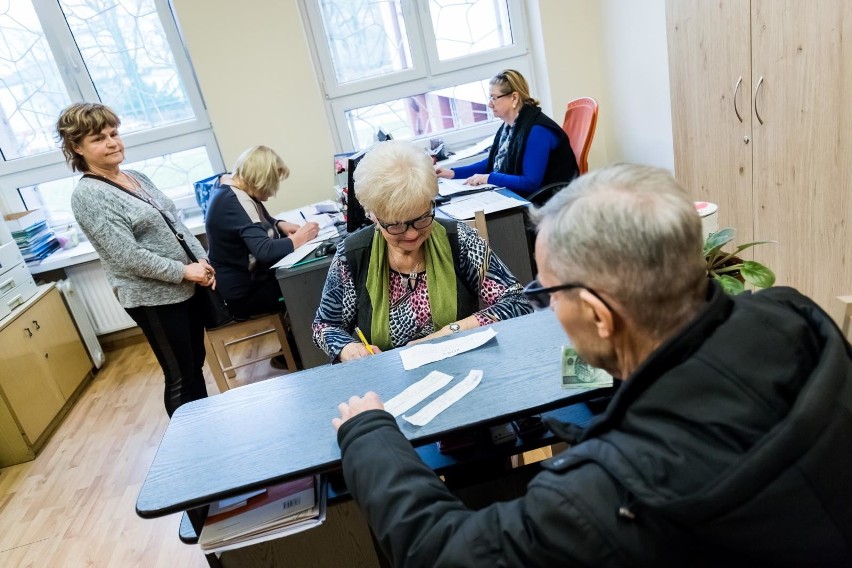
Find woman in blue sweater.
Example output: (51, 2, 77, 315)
(205, 146, 319, 320)
(435, 69, 578, 196)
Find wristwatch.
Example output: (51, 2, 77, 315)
(449, 322, 461, 333)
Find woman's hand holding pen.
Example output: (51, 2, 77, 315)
(290, 221, 321, 248)
(435, 166, 454, 179)
(340, 341, 382, 361)
(184, 259, 216, 288)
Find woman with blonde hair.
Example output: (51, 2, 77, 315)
(205, 146, 320, 322)
(436, 69, 578, 197)
(313, 140, 532, 362)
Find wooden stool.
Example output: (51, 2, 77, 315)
(203, 313, 297, 393)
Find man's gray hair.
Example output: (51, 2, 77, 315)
(534, 164, 707, 337)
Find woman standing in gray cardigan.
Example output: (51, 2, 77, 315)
(58, 102, 213, 417)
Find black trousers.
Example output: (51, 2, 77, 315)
(225, 278, 285, 320)
(126, 291, 208, 417)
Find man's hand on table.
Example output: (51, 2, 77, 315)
(333, 392, 385, 431)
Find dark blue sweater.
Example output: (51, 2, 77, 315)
(205, 185, 294, 300)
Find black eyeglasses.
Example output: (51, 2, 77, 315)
(522, 278, 612, 312)
(489, 92, 512, 102)
(376, 204, 436, 235)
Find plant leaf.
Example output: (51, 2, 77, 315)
(714, 274, 745, 295)
(732, 240, 778, 254)
(740, 261, 776, 288)
(703, 228, 736, 256)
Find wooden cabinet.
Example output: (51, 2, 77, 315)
(666, 0, 852, 310)
(0, 284, 93, 467)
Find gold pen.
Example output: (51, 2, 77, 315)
(354, 326, 375, 355)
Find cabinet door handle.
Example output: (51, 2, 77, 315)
(32, 320, 41, 330)
(754, 76, 765, 125)
(7, 294, 24, 309)
(733, 76, 743, 123)
(24, 327, 32, 338)
(0, 277, 13, 294)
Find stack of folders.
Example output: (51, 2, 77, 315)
(198, 475, 326, 553)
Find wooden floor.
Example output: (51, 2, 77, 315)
(0, 332, 554, 567)
(0, 333, 286, 567)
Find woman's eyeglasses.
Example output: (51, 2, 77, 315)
(376, 204, 436, 235)
(489, 92, 512, 102)
(522, 278, 612, 312)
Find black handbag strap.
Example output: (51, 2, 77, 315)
(82, 173, 199, 263)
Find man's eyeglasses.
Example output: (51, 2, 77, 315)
(489, 92, 512, 102)
(522, 278, 613, 312)
(522, 279, 586, 309)
(376, 204, 436, 235)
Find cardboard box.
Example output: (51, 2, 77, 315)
(4, 209, 46, 233)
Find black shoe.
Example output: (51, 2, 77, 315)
(270, 355, 290, 370)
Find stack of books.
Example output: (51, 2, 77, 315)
(4, 210, 59, 266)
(199, 475, 326, 553)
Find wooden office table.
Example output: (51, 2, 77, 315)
(276, 193, 535, 369)
(136, 309, 590, 520)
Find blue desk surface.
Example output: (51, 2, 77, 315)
(136, 309, 590, 518)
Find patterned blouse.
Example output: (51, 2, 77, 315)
(312, 222, 532, 361)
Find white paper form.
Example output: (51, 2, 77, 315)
(438, 178, 496, 197)
(438, 191, 526, 220)
(271, 242, 322, 269)
(403, 370, 483, 426)
(383, 371, 453, 417)
(399, 327, 497, 370)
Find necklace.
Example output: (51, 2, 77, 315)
(391, 258, 422, 291)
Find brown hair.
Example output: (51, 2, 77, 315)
(56, 103, 121, 172)
(490, 69, 539, 107)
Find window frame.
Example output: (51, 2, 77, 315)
(300, 0, 533, 153)
(0, 0, 224, 221)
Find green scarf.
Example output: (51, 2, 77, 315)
(366, 223, 457, 350)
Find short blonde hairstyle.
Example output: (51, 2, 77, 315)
(231, 145, 290, 200)
(56, 103, 121, 172)
(354, 140, 437, 222)
(490, 69, 539, 108)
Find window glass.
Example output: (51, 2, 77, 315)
(428, 0, 514, 61)
(345, 79, 492, 150)
(305, 0, 529, 151)
(0, 2, 73, 159)
(59, 0, 194, 132)
(19, 146, 214, 229)
(319, 0, 412, 84)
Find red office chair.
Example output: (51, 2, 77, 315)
(563, 97, 598, 175)
(528, 97, 599, 206)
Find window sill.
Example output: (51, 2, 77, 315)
(28, 213, 207, 275)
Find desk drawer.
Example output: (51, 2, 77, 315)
(0, 269, 37, 320)
(0, 240, 24, 277)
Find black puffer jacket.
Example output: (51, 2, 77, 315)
(337, 283, 852, 567)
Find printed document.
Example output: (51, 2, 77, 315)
(438, 191, 526, 220)
(403, 370, 483, 426)
(399, 327, 497, 370)
(438, 178, 496, 197)
(384, 371, 453, 417)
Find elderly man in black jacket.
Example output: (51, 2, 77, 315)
(333, 164, 852, 567)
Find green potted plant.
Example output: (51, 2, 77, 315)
(704, 228, 776, 295)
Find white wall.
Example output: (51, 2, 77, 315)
(172, 0, 675, 214)
(598, 0, 674, 170)
(537, 0, 674, 171)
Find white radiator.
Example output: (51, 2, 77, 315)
(56, 279, 106, 368)
(64, 262, 136, 335)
